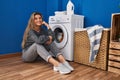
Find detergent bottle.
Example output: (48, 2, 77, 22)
(66, 0, 74, 15)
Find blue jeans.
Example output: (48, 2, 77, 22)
(22, 42, 62, 62)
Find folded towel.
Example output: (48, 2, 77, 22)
(86, 25, 104, 63)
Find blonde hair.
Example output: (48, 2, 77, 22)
(21, 12, 43, 48)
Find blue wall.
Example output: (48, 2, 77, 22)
(0, 0, 120, 54)
(46, 0, 62, 19)
(0, 0, 46, 54)
(61, 0, 120, 27)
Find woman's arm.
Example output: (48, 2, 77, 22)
(42, 21, 51, 29)
(42, 21, 55, 41)
(28, 30, 50, 44)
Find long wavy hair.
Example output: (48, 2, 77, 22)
(21, 12, 43, 48)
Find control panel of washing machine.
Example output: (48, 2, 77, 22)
(49, 16, 71, 23)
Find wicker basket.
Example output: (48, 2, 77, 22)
(74, 29, 110, 70)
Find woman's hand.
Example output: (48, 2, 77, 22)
(42, 21, 51, 29)
(42, 21, 46, 25)
(45, 36, 52, 45)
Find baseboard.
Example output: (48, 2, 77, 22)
(0, 52, 22, 59)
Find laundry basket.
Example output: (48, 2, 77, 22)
(74, 29, 110, 70)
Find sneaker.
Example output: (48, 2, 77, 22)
(53, 63, 71, 74)
(62, 61, 74, 71)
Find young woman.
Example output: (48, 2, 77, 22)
(21, 12, 74, 74)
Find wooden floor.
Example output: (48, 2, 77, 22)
(0, 55, 120, 80)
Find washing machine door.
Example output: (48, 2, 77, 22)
(51, 24, 68, 49)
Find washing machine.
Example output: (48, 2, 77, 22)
(49, 14, 84, 61)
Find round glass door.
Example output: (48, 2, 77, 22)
(51, 24, 68, 49)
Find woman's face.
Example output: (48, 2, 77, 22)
(34, 14, 43, 27)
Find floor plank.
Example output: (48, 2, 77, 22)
(0, 55, 120, 80)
